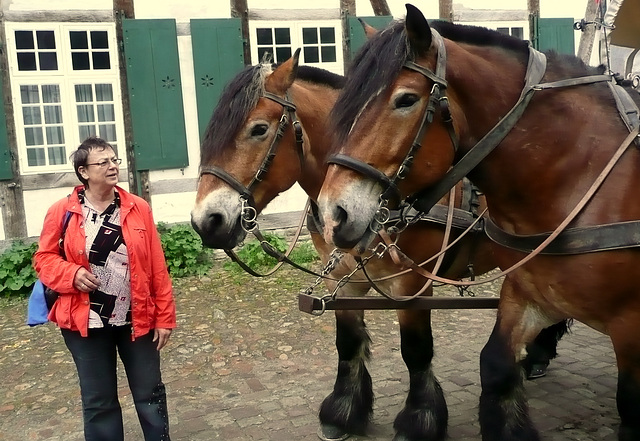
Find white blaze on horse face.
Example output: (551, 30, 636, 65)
(318, 177, 381, 248)
(190, 186, 242, 234)
(348, 87, 384, 136)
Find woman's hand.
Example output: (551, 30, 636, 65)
(74, 267, 101, 292)
(154, 328, 172, 350)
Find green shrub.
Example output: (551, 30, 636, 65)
(223, 233, 319, 272)
(158, 222, 213, 278)
(0, 241, 38, 298)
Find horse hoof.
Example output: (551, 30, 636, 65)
(526, 363, 548, 380)
(318, 425, 350, 441)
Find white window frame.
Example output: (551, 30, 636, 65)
(463, 20, 530, 43)
(249, 20, 344, 75)
(5, 22, 126, 175)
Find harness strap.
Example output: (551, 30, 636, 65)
(485, 216, 640, 255)
(606, 81, 640, 147)
(327, 154, 401, 202)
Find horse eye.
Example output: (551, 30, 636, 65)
(250, 124, 269, 137)
(395, 94, 419, 109)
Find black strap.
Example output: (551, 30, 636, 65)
(484, 216, 640, 255)
(58, 211, 72, 260)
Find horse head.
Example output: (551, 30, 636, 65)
(318, 5, 465, 253)
(191, 50, 306, 249)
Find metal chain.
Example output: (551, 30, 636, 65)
(301, 243, 391, 316)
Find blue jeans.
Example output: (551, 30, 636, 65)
(62, 326, 170, 441)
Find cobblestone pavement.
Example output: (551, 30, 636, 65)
(0, 261, 619, 441)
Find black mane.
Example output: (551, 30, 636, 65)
(201, 64, 344, 163)
(331, 19, 533, 144)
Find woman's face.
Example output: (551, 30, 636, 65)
(79, 147, 120, 190)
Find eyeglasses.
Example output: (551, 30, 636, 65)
(85, 158, 122, 168)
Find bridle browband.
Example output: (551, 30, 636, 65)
(326, 29, 458, 231)
(199, 91, 304, 231)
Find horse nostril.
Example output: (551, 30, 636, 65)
(333, 205, 348, 231)
(192, 212, 222, 238)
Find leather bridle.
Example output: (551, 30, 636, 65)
(326, 29, 458, 232)
(199, 92, 304, 232)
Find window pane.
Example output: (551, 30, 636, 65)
(95, 84, 113, 101)
(17, 52, 37, 71)
(303, 46, 319, 63)
(22, 107, 42, 125)
(99, 124, 117, 142)
(302, 28, 318, 44)
(275, 47, 292, 63)
(90, 31, 109, 49)
(321, 46, 336, 62)
(15, 31, 35, 50)
(497, 27, 509, 35)
(256, 28, 273, 45)
(320, 28, 335, 44)
(72, 52, 90, 70)
(43, 105, 63, 124)
(77, 105, 95, 122)
(274, 28, 291, 45)
(70, 31, 88, 49)
(97, 104, 115, 122)
(24, 127, 44, 146)
(36, 31, 56, 49)
(75, 84, 93, 102)
(38, 52, 58, 70)
(20, 86, 40, 104)
(27, 148, 46, 166)
(48, 146, 67, 165)
(257, 47, 272, 63)
(46, 126, 64, 144)
(512, 27, 524, 39)
(92, 52, 110, 69)
(79, 125, 94, 140)
(42, 85, 61, 103)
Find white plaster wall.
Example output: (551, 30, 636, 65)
(133, 0, 230, 20)
(2, 0, 111, 12)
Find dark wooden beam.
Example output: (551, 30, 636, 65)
(369, 0, 391, 16)
(439, 0, 453, 21)
(0, 19, 28, 238)
(231, 0, 251, 65)
(114, 0, 150, 203)
(527, 0, 540, 43)
(577, 0, 599, 64)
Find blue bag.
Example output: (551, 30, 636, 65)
(26, 211, 72, 327)
(26, 279, 49, 326)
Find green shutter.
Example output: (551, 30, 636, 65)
(536, 18, 575, 55)
(191, 19, 245, 141)
(122, 19, 188, 170)
(348, 15, 393, 59)
(0, 69, 13, 180)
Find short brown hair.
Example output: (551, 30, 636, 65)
(70, 137, 116, 186)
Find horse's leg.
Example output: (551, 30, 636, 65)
(319, 306, 374, 440)
(392, 307, 448, 441)
(479, 280, 546, 441)
(609, 318, 640, 441)
(522, 319, 571, 379)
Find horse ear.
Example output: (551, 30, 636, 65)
(358, 18, 378, 39)
(266, 48, 301, 95)
(405, 3, 432, 55)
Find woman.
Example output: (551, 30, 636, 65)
(34, 136, 176, 441)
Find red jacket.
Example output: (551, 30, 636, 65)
(34, 185, 177, 338)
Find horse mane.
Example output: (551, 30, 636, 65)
(331, 18, 602, 147)
(201, 64, 269, 163)
(201, 64, 344, 163)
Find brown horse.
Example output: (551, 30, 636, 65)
(190, 52, 566, 441)
(318, 4, 640, 441)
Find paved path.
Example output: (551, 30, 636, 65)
(0, 264, 619, 440)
